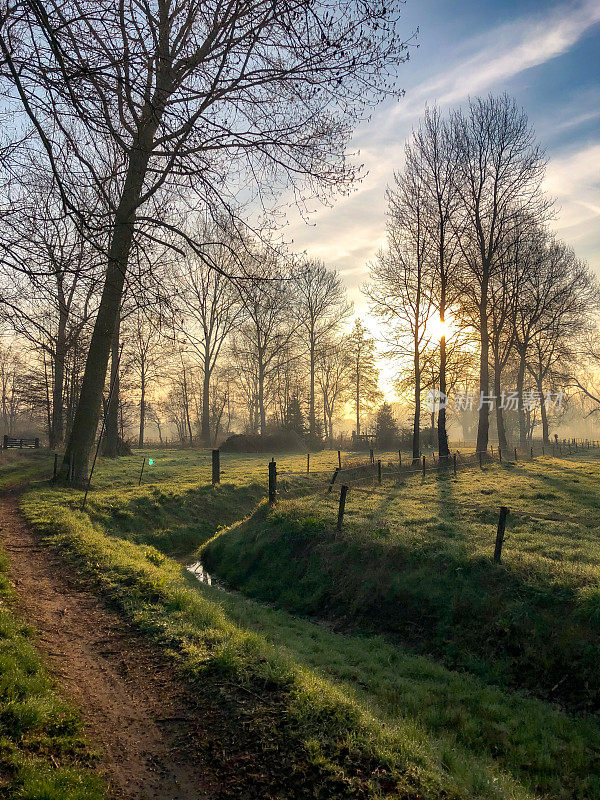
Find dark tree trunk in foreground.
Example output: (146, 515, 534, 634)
(476, 289, 490, 455)
(63, 145, 150, 480)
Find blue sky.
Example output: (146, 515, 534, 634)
(285, 0, 600, 320)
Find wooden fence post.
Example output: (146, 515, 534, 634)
(268, 460, 277, 504)
(422, 455, 426, 477)
(377, 459, 382, 484)
(212, 449, 220, 485)
(369, 448, 374, 464)
(337, 485, 348, 532)
(514, 447, 517, 462)
(338, 450, 342, 469)
(398, 450, 402, 468)
(530, 447, 533, 460)
(328, 467, 340, 493)
(307, 453, 310, 474)
(494, 506, 509, 563)
(138, 457, 146, 486)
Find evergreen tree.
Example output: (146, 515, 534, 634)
(375, 402, 399, 449)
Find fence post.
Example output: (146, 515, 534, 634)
(52, 452, 58, 482)
(377, 459, 382, 484)
(494, 506, 509, 563)
(530, 447, 533, 460)
(398, 450, 402, 468)
(268, 460, 277, 504)
(328, 466, 340, 493)
(422, 455, 426, 477)
(453, 452, 457, 476)
(138, 457, 146, 486)
(212, 449, 220, 485)
(338, 450, 342, 469)
(369, 448, 374, 464)
(337, 485, 348, 532)
(514, 447, 517, 462)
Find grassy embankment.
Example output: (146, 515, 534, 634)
(0, 540, 104, 799)
(203, 454, 600, 712)
(13, 447, 600, 799)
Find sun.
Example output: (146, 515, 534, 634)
(428, 313, 453, 342)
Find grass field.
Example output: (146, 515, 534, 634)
(0, 545, 104, 799)
(10, 446, 600, 798)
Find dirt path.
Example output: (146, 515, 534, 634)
(0, 492, 218, 800)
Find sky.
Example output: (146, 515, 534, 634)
(283, 0, 600, 397)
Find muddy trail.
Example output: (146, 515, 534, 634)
(0, 490, 299, 800)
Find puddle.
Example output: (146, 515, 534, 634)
(187, 561, 212, 586)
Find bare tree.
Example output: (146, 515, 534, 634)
(407, 106, 460, 460)
(294, 260, 351, 438)
(316, 338, 351, 443)
(0, 1, 410, 480)
(451, 94, 548, 454)
(367, 161, 435, 462)
(174, 227, 243, 445)
(0, 181, 98, 447)
(345, 319, 381, 440)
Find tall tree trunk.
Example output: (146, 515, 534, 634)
(355, 367, 361, 437)
(309, 339, 316, 436)
(258, 362, 266, 435)
(138, 363, 145, 448)
(51, 305, 68, 448)
(63, 139, 153, 481)
(201, 355, 211, 446)
(538, 377, 550, 444)
(103, 324, 120, 457)
(494, 360, 508, 451)
(476, 283, 490, 454)
(438, 333, 449, 460)
(516, 348, 527, 450)
(413, 339, 421, 464)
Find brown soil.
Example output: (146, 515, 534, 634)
(0, 491, 217, 800)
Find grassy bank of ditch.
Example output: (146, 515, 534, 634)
(202, 455, 600, 713)
(14, 448, 600, 799)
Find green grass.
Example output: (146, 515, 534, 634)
(9, 447, 600, 798)
(202, 455, 600, 712)
(0, 547, 104, 799)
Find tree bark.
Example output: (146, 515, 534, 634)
(516, 348, 527, 450)
(537, 377, 550, 444)
(103, 324, 120, 457)
(63, 142, 152, 481)
(138, 362, 145, 449)
(494, 360, 508, 451)
(50, 296, 68, 448)
(413, 339, 421, 464)
(476, 283, 490, 454)
(201, 355, 211, 446)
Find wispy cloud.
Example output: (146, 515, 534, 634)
(403, 0, 600, 111)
